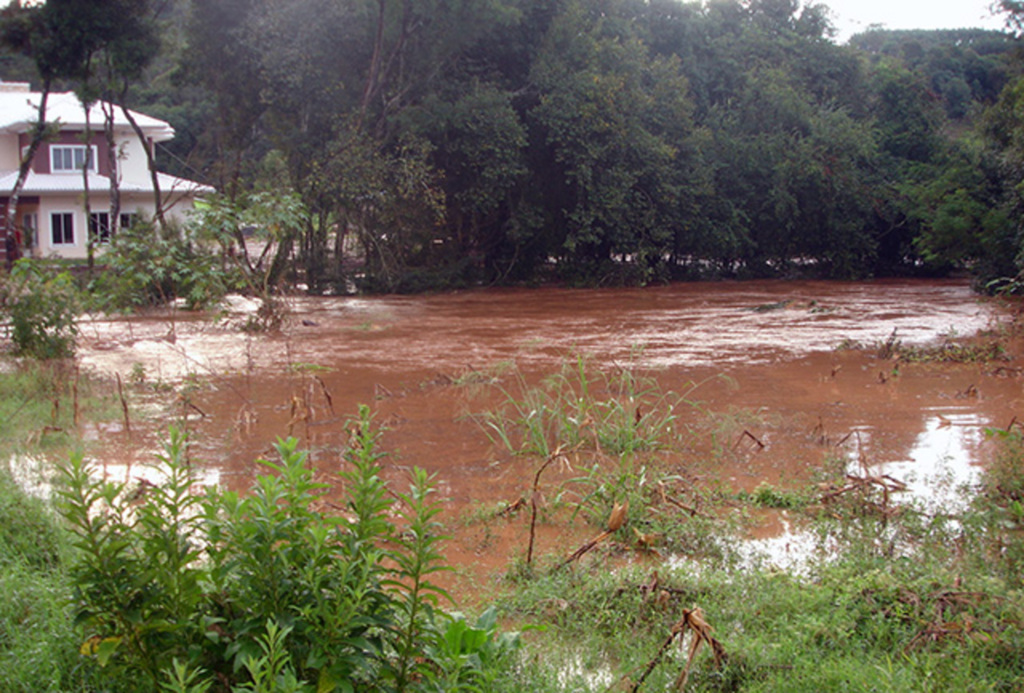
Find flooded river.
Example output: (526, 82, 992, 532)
(74, 279, 1023, 583)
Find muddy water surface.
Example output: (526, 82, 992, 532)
(77, 279, 1024, 588)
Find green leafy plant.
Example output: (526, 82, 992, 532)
(1, 259, 79, 359)
(89, 218, 231, 312)
(57, 406, 515, 691)
(473, 355, 689, 459)
(189, 190, 307, 330)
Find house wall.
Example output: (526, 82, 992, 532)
(30, 192, 198, 260)
(116, 134, 153, 186)
(0, 130, 148, 182)
(0, 133, 19, 169)
(3, 95, 209, 262)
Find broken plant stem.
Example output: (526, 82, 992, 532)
(629, 606, 727, 692)
(527, 446, 563, 566)
(554, 500, 628, 571)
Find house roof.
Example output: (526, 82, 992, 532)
(0, 170, 215, 196)
(0, 83, 176, 141)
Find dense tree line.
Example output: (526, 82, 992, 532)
(4, 0, 1024, 293)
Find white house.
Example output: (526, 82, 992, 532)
(0, 81, 212, 262)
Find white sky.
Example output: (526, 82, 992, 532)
(821, 0, 1008, 42)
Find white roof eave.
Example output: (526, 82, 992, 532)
(0, 90, 175, 140)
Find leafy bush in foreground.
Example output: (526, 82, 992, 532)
(58, 407, 517, 691)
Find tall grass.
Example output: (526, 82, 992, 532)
(472, 354, 697, 459)
(0, 468, 98, 692)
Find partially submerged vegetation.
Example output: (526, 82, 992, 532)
(468, 365, 1024, 691)
(2, 317, 1024, 690)
(0, 357, 1023, 690)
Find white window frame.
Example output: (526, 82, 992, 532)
(88, 212, 137, 244)
(51, 212, 75, 246)
(50, 144, 97, 173)
(89, 212, 111, 244)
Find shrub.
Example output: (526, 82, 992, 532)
(88, 219, 231, 312)
(0, 260, 79, 359)
(58, 407, 517, 691)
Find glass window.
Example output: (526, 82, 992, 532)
(51, 145, 95, 172)
(89, 212, 111, 244)
(51, 212, 74, 245)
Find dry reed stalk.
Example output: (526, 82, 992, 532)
(26, 425, 65, 446)
(181, 399, 208, 420)
(314, 375, 336, 416)
(235, 403, 258, 440)
(821, 472, 906, 517)
(673, 608, 727, 690)
(72, 365, 80, 429)
(287, 394, 310, 438)
(496, 497, 527, 518)
(732, 429, 765, 452)
(904, 590, 995, 653)
(663, 495, 711, 519)
(527, 448, 563, 566)
(656, 481, 713, 519)
(116, 373, 131, 438)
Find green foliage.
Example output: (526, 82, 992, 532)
(1, 260, 79, 359)
(57, 408, 518, 691)
(154, 0, 1005, 289)
(11, 0, 1019, 291)
(475, 355, 687, 459)
(740, 482, 808, 510)
(0, 467, 92, 692)
(0, 468, 64, 570)
(0, 555, 90, 692)
(89, 219, 230, 311)
(528, 1, 697, 284)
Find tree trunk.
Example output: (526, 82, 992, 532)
(4, 80, 51, 263)
(82, 98, 95, 271)
(119, 103, 166, 230)
(102, 99, 121, 246)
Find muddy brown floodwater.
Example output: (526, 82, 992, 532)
(76, 278, 1024, 592)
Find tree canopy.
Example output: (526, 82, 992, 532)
(4, 0, 1023, 292)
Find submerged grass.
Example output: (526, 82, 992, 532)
(871, 328, 1010, 364)
(494, 495, 1024, 691)
(470, 354, 701, 459)
(459, 354, 1024, 691)
(0, 359, 120, 458)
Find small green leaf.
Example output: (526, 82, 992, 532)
(95, 636, 123, 667)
